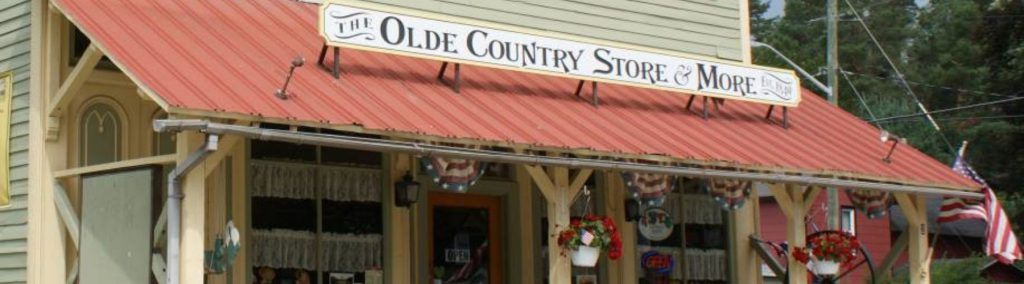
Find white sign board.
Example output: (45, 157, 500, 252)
(319, 0, 802, 107)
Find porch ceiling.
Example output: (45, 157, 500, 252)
(52, 0, 980, 192)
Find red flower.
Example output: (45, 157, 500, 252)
(792, 248, 810, 264)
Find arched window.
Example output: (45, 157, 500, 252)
(79, 101, 123, 166)
(152, 112, 175, 155)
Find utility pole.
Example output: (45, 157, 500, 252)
(826, 0, 841, 232)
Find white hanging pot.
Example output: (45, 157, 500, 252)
(571, 245, 601, 267)
(812, 260, 840, 276)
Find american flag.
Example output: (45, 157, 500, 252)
(938, 155, 1022, 264)
(580, 229, 595, 246)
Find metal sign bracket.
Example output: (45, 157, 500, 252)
(317, 44, 341, 79)
(437, 62, 462, 93)
(574, 80, 599, 107)
(765, 106, 790, 129)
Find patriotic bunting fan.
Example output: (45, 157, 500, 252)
(844, 188, 891, 219)
(421, 157, 487, 193)
(706, 179, 752, 210)
(622, 172, 676, 206)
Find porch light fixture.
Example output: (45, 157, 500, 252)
(274, 56, 305, 100)
(394, 171, 420, 207)
(880, 130, 906, 164)
(625, 199, 642, 222)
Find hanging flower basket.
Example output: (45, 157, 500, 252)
(811, 259, 840, 276)
(792, 230, 860, 277)
(570, 245, 601, 267)
(555, 215, 623, 267)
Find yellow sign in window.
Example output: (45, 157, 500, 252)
(0, 71, 11, 207)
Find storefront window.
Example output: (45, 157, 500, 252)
(250, 131, 385, 283)
(637, 178, 729, 284)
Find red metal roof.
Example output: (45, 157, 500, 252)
(53, 0, 979, 191)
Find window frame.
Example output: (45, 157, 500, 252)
(840, 206, 857, 236)
(77, 97, 127, 167)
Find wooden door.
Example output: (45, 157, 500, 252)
(428, 192, 503, 284)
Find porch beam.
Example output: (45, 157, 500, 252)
(568, 168, 593, 199)
(47, 43, 102, 119)
(523, 164, 556, 201)
(53, 154, 176, 179)
(202, 135, 241, 177)
(784, 184, 808, 284)
(803, 186, 823, 213)
(877, 230, 909, 281)
(154, 120, 986, 200)
(769, 183, 794, 218)
(896, 193, 930, 283)
(894, 193, 921, 225)
(52, 182, 79, 249)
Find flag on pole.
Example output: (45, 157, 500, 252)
(937, 153, 1022, 264)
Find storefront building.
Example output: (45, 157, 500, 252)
(21, 0, 984, 284)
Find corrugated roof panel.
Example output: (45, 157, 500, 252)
(52, 0, 979, 191)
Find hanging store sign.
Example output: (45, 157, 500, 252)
(319, 0, 802, 107)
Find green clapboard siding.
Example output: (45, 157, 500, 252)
(0, 0, 30, 282)
(366, 0, 746, 61)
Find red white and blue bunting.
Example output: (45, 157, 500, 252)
(622, 172, 676, 206)
(845, 188, 891, 219)
(421, 157, 487, 193)
(706, 179, 752, 210)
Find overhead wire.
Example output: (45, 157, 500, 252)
(841, 70, 1018, 99)
(842, 0, 957, 155)
(870, 96, 1024, 122)
(879, 114, 1024, 123)
(839, 68, 882, 130)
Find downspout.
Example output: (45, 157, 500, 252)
(165, 133, 219, 284)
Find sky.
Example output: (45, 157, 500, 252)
(763, 0, 931, 18)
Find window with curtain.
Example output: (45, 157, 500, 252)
(0, 72, 12, 207)
(79, 101, 122, 166)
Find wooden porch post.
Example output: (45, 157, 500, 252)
(895, 193, 930, 284)
(385, 153, 413, 283)
(728, 188, 762, 284)
(770, 183, 807, 284)
(514, 165, 536, 283)
(523, 165, 592, 284)
(178, 131, 207, 284)
(602, 173, 637, 282)
(29, 2, 68, 283)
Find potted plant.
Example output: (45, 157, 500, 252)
(792, 231, 860, 277)
(432, 266, 444, 284)
(555, 214, 623, 267)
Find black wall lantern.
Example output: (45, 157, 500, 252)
(625, 199, 642, 222)
(394, 171, 420, 207)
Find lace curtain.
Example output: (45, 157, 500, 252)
(665, 194, 722, 225)
(251, 161, 381, 202)
(251, 229, 382, 272)
(685, 249, 727, 281)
